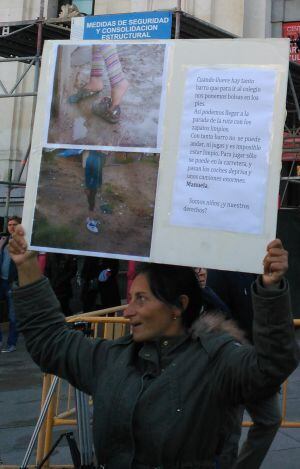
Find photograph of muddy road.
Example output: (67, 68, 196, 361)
(48, 43, 167, 148)
(31, 150, 159, 258)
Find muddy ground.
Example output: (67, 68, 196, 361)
(48, 43, 167, 148)
(32, 152, 159, 258)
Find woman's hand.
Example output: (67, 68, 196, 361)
(9, 225, 34, 264)
(9, 225, 42, 286)
(262, 239, 288, 288)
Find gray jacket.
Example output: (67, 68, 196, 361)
(13, 277, 299, 469)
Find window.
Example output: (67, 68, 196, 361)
(57, 0, 95, 16)
(74, 0, 95, 15)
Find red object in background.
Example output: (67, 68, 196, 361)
(282, 131, 300, 161)
(126, 261, 137, 303)
(282, 22, 300, 64)
(37, 252, 47, 274)
(38, 252, 46, 274)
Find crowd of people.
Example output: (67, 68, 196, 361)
(0, 217, 123, 349)
(0, 218, 299, 468)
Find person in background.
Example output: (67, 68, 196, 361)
(37, 252, 47, 274)
(126, 260, 138, 304)
(0, 216, 21, 352)
(207, 270, 256, 341)
(206, 269, 283, 469)
(45, 253, 77, 316)
(194, 267, 230, 315)
(81, 257, 121, 312)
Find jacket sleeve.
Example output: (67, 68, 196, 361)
(13, 277, 109, 395)
(214, 278, 299, 404)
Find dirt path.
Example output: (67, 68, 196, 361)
(33, 152, 159, 258)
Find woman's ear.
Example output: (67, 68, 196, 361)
(179, 294, 189, 312)
(172, 294, 190, 319)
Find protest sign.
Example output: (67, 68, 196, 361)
(22, 39, 289, 272)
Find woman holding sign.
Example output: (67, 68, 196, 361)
(9, 226, 299, 469)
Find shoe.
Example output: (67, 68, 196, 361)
(86, 218, 100, 234)
(92, 97, 121, 124)
(1, 345, 16, 353)
(68, 88, 100, 104)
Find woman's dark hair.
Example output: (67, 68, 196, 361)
(136, 263, 203, 329)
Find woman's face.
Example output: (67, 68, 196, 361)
(124, 273, 184, 342)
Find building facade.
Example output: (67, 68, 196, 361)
(0, 0, 299, 220)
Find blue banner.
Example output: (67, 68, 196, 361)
(83, 11, 172, 40)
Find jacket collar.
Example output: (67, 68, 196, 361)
(191, 311, 248, 359)
(111, 314, 248, 362)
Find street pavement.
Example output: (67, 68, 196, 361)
(0, 335, 72, 466)
(1, 333, 300, 467)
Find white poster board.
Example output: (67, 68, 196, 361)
(171, 67, 276, 235)
(22, 38, 289, 273)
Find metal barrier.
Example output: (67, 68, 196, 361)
(34, 304, 129, 467)
(11, 313, 300, 468)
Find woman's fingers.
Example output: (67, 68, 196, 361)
(9, 226, 27, 252)
(262, 239, 288, 286)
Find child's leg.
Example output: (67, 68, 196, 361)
(88, 45, 105, 91)
(84, 151, 105, 233)
(85, 188, 97, 214)
(99, 44, 129, 107)
(85, 150, 103, 191)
